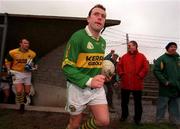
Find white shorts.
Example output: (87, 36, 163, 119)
(65, 81, 107, 115)
(0, 82, 10, 90)
(11, 70, 32, 85)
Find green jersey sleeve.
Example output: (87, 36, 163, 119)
(62, 31, 90, 88)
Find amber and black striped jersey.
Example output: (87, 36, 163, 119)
(6, 48, 36, 72)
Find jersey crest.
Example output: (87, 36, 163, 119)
(87, 42, 94, 49)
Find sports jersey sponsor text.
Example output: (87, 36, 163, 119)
(76, 53, 104, 68)
(15, 59, 27, 63)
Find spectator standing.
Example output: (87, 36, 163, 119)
(117, 40, 149, 125)
(104, 50, 119, 113)
(153, 42, 180, 127)
(0, 65, 10, 103)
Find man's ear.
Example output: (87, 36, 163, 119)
(87, 16, 90, 23)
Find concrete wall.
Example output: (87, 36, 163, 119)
(32, 44, 67, 107)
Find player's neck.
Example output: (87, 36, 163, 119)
(20, 47, 28, 52)
(88, 26, 100, 40)
(91, 31, 100, 39)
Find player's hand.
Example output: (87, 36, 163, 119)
(113, 82, 119, 89)
(91, 75, 105, 88)
(32, 65, 38, 71)
(165, 81, 173, 87)
(7, 69, 11, 75)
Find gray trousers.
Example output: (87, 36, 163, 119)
(156, 96, 180, 125)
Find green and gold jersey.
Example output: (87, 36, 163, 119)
(62, 28, 106, 88)
(6, 48, 36, 72)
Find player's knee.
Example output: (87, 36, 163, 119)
(16, 92, 22, 96)
(69, 120, 81, 129)
(96, 118, 110, 126)
(70, 123, 80, 129)
(101, 119, 110, 126)
(25, 92, 30, 96)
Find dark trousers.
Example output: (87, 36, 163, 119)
(105, 81, 113, 107)
(121, 88, 142, 122)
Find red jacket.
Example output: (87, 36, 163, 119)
(117, 51, 149, 90)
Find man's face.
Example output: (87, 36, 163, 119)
(167, 45, 177, 55)
(20, 39, 30, 51)
(87, 7, 106, 33)
(112, 55, 118, 61)
(128, 42, 137, 53)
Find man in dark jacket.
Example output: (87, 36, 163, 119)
(153, 42, 180, 127)
(104, 50, 119, 113)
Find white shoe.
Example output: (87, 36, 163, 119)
(25, 96, 31, 105)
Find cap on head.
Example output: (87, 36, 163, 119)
(165, 42, 177, 51)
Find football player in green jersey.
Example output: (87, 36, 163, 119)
(62, 4, 110, 129)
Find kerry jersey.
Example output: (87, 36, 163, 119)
(62, 28, 106, 88)
(6, 48, 36, 72)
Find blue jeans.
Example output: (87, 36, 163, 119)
(156, 96, 180, 125)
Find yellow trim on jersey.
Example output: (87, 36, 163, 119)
(160, 61, 164, 70)
(76, 53, 104, 68)
(62, 58, 76, 68)
(65, 44, 71, 58)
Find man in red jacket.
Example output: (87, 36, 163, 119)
(117, 40, 149, 125)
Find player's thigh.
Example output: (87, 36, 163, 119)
(89, 104, 110, 125)
(14, 83, 24, 93)
(24, 75, 32, 93)
(24, 85, 31, 93)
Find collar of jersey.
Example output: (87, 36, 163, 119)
(18, 48, 29, 53)
(85, 26, 100, 41)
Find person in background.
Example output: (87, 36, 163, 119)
(0, 64, 10, 103)
(104, 50, 119, 113)
(117, 40, 149, 125)
(153, 42, 180, 127)
(62, 4, 110, 129)
(5, 38, 37, 113)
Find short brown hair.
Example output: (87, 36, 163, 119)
(129, 40, 138, 48)
(20, 38, 29, 43)
(88, 4, 106, 17)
